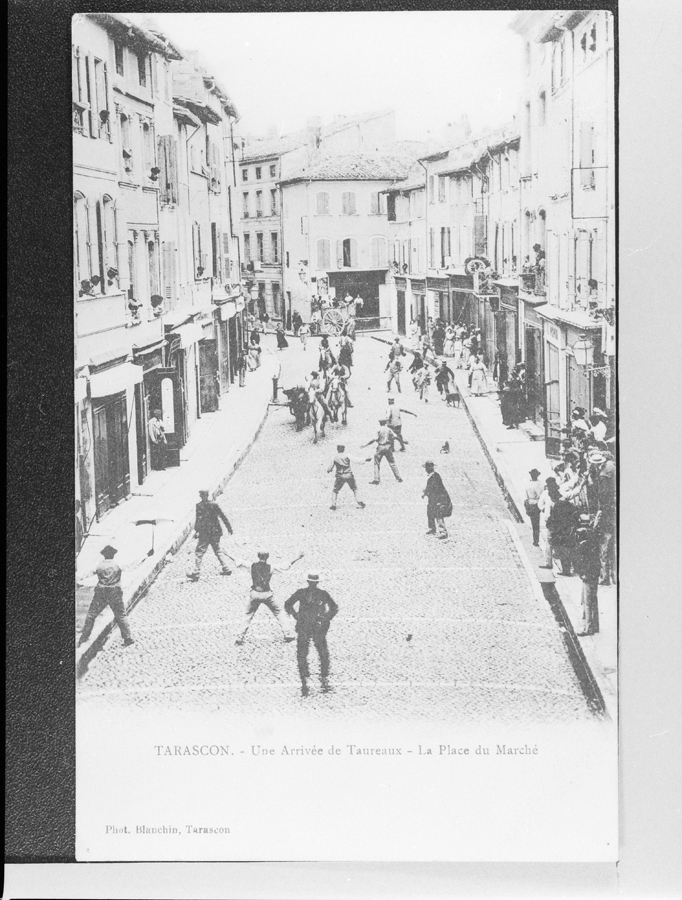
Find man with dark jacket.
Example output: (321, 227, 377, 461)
(188, 489, 234, 580)
(284, 571, 339, 695)
(422, 460, 452, 539)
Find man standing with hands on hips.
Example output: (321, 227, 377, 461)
(285, 571, 339, 696)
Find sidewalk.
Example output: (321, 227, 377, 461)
(76, 342, 280, 676)
(452, 366, 617, 720)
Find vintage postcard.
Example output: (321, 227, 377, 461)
(73, 7, 618, 862)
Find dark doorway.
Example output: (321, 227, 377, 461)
(92, 392, 131, 517)
(134, 381, 149, 485)
(544, 343, 562, 458)
(397, 290, 406, 336)
(199, 339, 220, 413)
(524, 325, 544, 425)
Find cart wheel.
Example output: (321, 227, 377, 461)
(322, 309, 344, 336)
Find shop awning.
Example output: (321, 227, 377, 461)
(535, 304, 602, 330)
(167, 322, 204, 349)
(89, 362, 143, 399)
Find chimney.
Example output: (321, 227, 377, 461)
(306, 116, 322, 153)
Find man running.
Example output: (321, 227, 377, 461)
(327, 444, 369, 510)
(384, 396, 416, 451)
(298, 321, 310, 350)
(233, 549, 304, 646)
(363, 419, 403, 485)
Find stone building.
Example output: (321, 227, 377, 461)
(73, 14, 241, 538)
(238, 111, 400, 328)
(511, 9, 615, 448)
(280, 152, 416, 328)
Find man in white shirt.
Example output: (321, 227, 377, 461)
(327, 444, 368, 510)
(384, 396, 416, 451)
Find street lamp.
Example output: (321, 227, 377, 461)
(571, 333, 611, 375)
(571, 333, 594, 368)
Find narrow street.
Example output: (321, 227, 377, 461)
(78, 334, 594, 724)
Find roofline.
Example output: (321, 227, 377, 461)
(84, 13, 183, 59)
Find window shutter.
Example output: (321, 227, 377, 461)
(336, 240, 344, 268)
(350, 239, 358, 268)
(84, 55, 94, 137)
(157, 136, 169, 204)
(162, 242, 171, 299)
(474, 215, 487, 257)
(168, 138, 179, 204)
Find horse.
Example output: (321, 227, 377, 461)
(326, 376, 348, 425)
(318, 347, 336, 375)
(308, 392, 328, 443)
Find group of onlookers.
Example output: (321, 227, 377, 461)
(524, 406, 615, 636)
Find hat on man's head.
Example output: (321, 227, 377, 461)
(153, 409, 162, 417)
(198, 488, 210, 495)
(307, 571, 320, 583)
(379, 417, 387, 424)
(101, 545, 118, 558)
(387, 397, 395, 403)
(423, 460, 435, 469)
(257, 550, 269, 560)
(588, 451, 606, 464)
(529, 468, 541, 477)
(572, 407, 587, 417)
(593, 407, 607, 417)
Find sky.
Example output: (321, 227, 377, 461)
(131, 11, 523, 142)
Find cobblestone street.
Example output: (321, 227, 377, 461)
(78, 334, 594, 724)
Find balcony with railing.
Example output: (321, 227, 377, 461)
(519, 267, 546, 296)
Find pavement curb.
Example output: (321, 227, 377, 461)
(457, 375, 609, 721)
(455, 378, 524, 524)
(76, 358, 277, 680)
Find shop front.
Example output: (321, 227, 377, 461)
(522, 304, 545, 427)
(88, 356, 143, 517)
(491, 281, 520, 385)
(542, 318, 564, 458)
(163, 318, 204, 451)
(449, 272, 475, 329)
(427, 277, 451, 324)
(565, 322, 605, 420)
(409, 279, 426, 333)
(132, 338, 165, 485)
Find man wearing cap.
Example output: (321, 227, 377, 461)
(77, 545, 135, 647)
(524, 468, 543, 546)
(363, 419, 403, 485)
(327, 444, 368, 510)
(148, 408, 167, 470)
(188, 489, 235, 581)
(384, 397, 416, 452)
(233, 549, 304, 646)
(285, 571, 339, 695)
(422, 461, 452, 539)
(385, 356, 403, 393)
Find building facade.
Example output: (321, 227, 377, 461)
(280, 153, 416, 327)
(238, 111, 401, 328)
(512, 9, 616, 449)
(74, 14, 242, 538)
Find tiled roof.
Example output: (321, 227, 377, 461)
(283, 151, 417, 183)
(241, 132, 307, 163)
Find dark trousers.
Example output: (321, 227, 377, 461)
(296, 630, 330, 679)
(579, 579, 600, 635)
(80, 585, 132, 643)
(150, 443, 166, 470)
(527, 506, 541, 544)
(389, 424, 405, 450)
